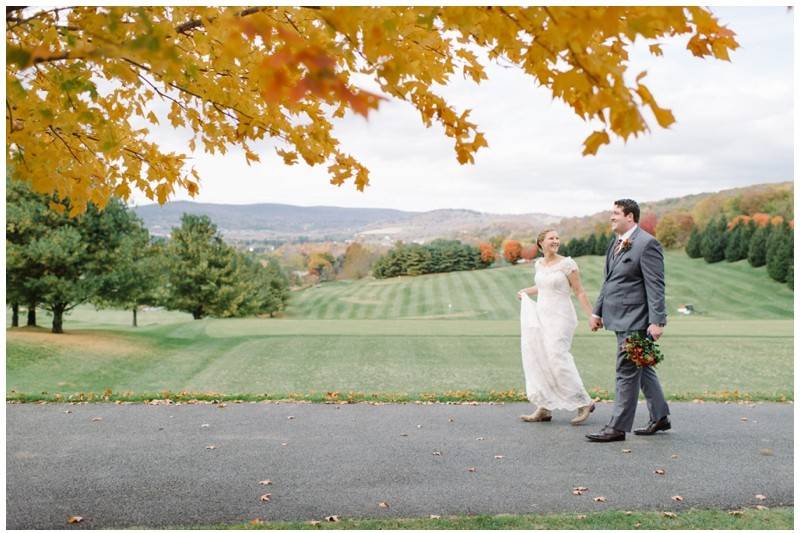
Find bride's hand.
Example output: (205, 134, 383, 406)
(517, 290, 525, 300)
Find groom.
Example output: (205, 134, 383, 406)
(586, 199, 670, 442)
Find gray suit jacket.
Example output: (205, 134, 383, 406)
(593, 227, 667, 332)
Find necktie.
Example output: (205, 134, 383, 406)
(613, 238, 623, 256)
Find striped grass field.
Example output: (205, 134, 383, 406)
(6, 251, 794, 401)
(286, 252, 794, 321)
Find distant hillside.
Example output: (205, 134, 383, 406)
(133, 181, 791, 244)
(557, 181, 793, 238)
(134, 202, 415, 241)
(134, 202, 561, 244)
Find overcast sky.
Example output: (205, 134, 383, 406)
(133, 6, 794, 217)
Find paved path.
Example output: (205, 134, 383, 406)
(6, 401, 793, 529)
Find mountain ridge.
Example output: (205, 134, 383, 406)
(133, 181, 792, 243)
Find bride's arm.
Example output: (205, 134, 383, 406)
(567, 270, 593, 317)
(517, 286, 539, 299)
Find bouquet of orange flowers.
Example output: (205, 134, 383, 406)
(623, 333, 664, 367)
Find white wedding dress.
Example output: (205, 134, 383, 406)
(520, 257, 592, 410)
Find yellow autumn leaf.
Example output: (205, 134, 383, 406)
(582, 130, 610, 156)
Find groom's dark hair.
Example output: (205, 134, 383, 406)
(614, 198, 640, 223)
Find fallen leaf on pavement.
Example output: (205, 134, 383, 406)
(400, 433, 408, 437)
(91, 417, 102, 422)
(448, 418, 454, 422)
(325, 515, 340, 522)
(467, 467, 476, 472)
(671, 454, 679, 459)
(654, 469, 665, 475)
(494, 455, 504, 459)
(755, 494, 767, 501)
(281, 442, 288, 446)
(259, 480, 272, 485)
(475, 437, 485, 441)
(729, 510, 744, 516)
(287, 416, 295, 420)
(430, 514, 441, 519)
(759, 448, 774, 456)
(741, 417, 748, 421)
(416, 425, 422, 429)
(755, 505, 769, 511)
(622, 449, 632, 453)
(200, 424, 209, 428)
(572, 486, 589, 496)
(217, 403, 226, 408)
(64, 410, 72, 414)
(378, 501, 390, 508)
(672, 495, 684, 502)
(309, 520, 321, 526)
(206, 445, 216, 450)
(260, 493, 271, 502)
(67, 516, 83, 524)
(593, 496, 606, 502)
(432, 451, 441, 456)
(662, 511, 676, 518)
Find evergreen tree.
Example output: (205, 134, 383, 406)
(741, 219, 758, 257)
(595, 233, 611, 255)
(685, 226, 703, 258)
(566, 238, 584, 257)
(766, 223, 792, 283)
(405, 244, 432, 276)
(163, 214, 245, 319)
(7, 180, 146, 333)
(239, 255, 290, 317)
(724, 223, 744, 262)
(747, 224, 771, 268)
(585, 234, 597, 257)
(701, 215, 727, 263)
(92, 228, 165, 327)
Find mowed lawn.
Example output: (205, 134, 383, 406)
(6, 252, 794, 400)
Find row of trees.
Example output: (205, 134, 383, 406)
(6, 180, 290, 333)
(373, 240, 492, 278)
(686, 215, 793, 288)
(502, 233, 614, 264)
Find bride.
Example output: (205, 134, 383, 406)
(516, 229, 596, 425)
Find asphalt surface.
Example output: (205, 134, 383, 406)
(6, 401, 793, 529)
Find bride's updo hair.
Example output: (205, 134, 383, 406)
(536, 228, 557, 252)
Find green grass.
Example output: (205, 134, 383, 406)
(6, 251, 793, 401)
(6, 319, 793, 401)
(285, 252, 793, 321)
(170, 507, 793, 530)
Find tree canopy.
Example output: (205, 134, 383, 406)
(7, 6, 738, 212)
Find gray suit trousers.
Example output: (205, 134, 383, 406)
(608, 330, 670, 432)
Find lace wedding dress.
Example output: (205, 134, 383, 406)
(520, 257, 592, 410)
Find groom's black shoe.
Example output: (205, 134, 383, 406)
(633, 416, 671, 435)
(585, 426, 625, 442)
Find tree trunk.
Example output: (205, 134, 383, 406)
(192, 307, 203, 320)
(52, 304, 65, 334)
(11, 302, 19, 327)
(132, 306, 138, 327)
(27, 304, 36, 327)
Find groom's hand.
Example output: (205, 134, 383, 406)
(647, 324, 664, 341)
(589, 316, 603, 332)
